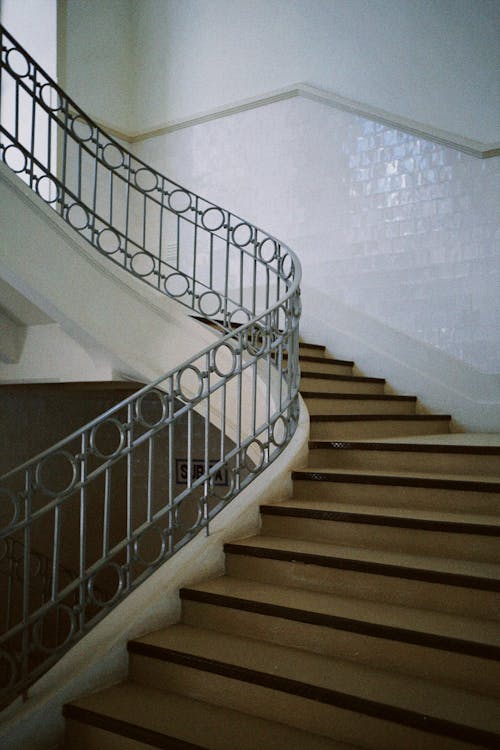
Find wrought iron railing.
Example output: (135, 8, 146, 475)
(0, 24, 301, 709)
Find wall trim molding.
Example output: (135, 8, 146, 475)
(96, 83, 499, 159)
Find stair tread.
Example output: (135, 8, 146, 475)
(181, 576, 500, 649)
(308, 438, 500, 454)
(225, 535, 500, 583)
(301, 372, 386, 383)
(301, 392, 416, 401)
(130, 624, 500, 734)
(65, 681, 349, 750)
(294, 354, 354, 365)
(261, 498, 500, 530)
(293, 467, 500, 485)
(309, 413, 451, 421)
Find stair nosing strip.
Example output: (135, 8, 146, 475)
(180, 588, 500, 660)
(260, 504, 500, 536)
(293, 354, 354, 365)
(63, 703, 204, 750)
(301, 373, 386, 383)
(301, 392, 417, 401)
(307, 440, 500, 455)
(291, 470, 500, 493)
(223, 543, 500, 591)
(308, 414, 451, 422)
(127, 641, 499, 747)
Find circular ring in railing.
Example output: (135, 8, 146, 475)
(35, 451, 79, 497)
(135, 389, 168, 428)
(258, 237, 278, 263)
(228, 307, 251, 329)
(15, 550, 43, 583)
(201, 206, 225, 232)
(130, 251, 156, 278)
(90, 418, 126, 460)
(67, 202, 89, 231)
(102, 142, 124, 169)
(245, 324, 268, 357)
(3, 145, 27, 174)
(36, 175, 60, 204)
(231, 221, 254, 248)
(279, 252, 294, 280)
(71, 115, 94, 143)
(174, 496, 204, 534)
(164, 272, 190, 298)
(213, 341, 237, 378)
(244, 440, 265, 473)
(134, 167, 158, 192)
(32, 604, 76, 654)
(133, 524, 167, 566)
(167, 189, 192, 213)
(177, 365, 204, 402)
(87, 562, 124, 607)
(39, 83, 63, 112)
(0, 487, 20, 531)
(209, 472, 235, 504)
(0, 649, 18, 693)
(5, 48, 30, 77)
(97, 227, 121, 255)
(198, 290, 222, 318)
(272, 415, 289, 447)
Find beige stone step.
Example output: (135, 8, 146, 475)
(307, 439, 500, 476)
(300, 373, 386, 394)
(260, 500, 500, 563)
(309, 414, 451, 439)
(64, 681, 350, 750)
(299, 341, 326, 357)
(128, 624, 500, 750)
(288, 354, 354, 376)
(302, 393, 417, 416)
(180, 576, 500, 696)
(224, 536, 500, 620)
(291, 468, 500, 513)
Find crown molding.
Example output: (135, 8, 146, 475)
(94, 83, 499, 159)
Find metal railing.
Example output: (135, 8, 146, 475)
(0, 24, 301, 708)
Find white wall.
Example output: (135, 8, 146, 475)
(133, 96, 500, 380)
(129, 0, 499, 145)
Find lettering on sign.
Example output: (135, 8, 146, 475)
(175, 459, 229, 486)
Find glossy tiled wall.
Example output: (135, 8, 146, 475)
(134, 97, 499, 373)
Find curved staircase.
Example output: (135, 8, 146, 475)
(63, 342, 500, 749)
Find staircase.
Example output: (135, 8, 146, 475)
(63, 341, 500, 750)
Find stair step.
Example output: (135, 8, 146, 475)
(288, 354, 354, 375)
(309, 413, 452, 439)
(64, 681, 348, 750)
(302, 393, 417, 415)
(307, 439, 500, 476)
(292, 469, 500, 513)
(260, 500, 500, 562)
(181, 577, 500, 695)
(127, 624, 500, 750)
(224, 536, 500, 619)
(300, 372, 386, 394)
(299, 341, 326, 356)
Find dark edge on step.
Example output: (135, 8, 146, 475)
(307, 440, 500, 455)
(291, 471, 500, 492)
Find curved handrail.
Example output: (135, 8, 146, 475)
(0, 24, 301, 709)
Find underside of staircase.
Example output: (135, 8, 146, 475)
(63, 341, 500, 750)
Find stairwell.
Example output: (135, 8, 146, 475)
(62, 341, 500, 750)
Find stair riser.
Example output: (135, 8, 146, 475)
(309, 420, 450, 439)
(128, 654, 478, 750)
(225, 554, 500, 620)
(299, 345, 325, 357)
(182, 600, 500, 697)
(303, 398, 416, 416)
(292, 479, 500, 514)
(295, 360, 354, 376)
(65, 721, 152, 750)
(300, 377, 385, 394)
(307, 448, 500, 476)
(260, 516, 500, 563)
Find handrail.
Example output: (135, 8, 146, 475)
(0, 23, 301, 709)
